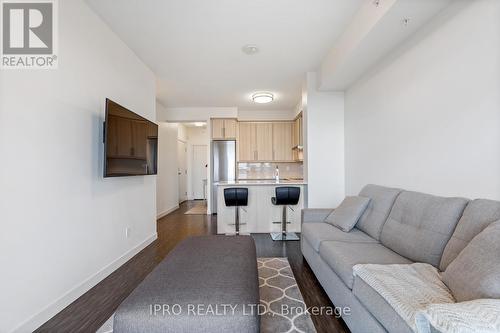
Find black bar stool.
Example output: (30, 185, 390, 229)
(271, 186, 300, 241)
(224, 187, 248, 235)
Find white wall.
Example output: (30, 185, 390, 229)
(156, 121, 180, 218)
(304, 73, 345, 208)
(177, 123, 188, 142)
(0, 1, 156, 332)
(345, 0, 500, 199)
(157, 107, 237, 122)
(238, 109, 295, 121)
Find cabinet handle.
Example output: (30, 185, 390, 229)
(222, 127, 225, 138)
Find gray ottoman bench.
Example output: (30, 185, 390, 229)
(114, 235, 260, 333)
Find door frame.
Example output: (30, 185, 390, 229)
(177, 139, 188, 203)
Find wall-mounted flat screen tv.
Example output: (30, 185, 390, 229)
(104, 98, 158, 177)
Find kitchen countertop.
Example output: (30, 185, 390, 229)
(216, 180, 307, 186)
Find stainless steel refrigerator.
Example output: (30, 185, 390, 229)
(211, 140, 236, 214)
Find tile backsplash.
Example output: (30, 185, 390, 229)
(238, 162, 303, 180)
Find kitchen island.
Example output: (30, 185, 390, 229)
(216, 180, 307, 234)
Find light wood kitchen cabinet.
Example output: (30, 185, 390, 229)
(255, 123, 273, 161)
(293, 114, 303, 147)
(238, 121, 295, 162)
(212, 119, 224, 139)
(212, 118, 237, 139)
(223, 119, 237, 139)
(237, 122, 257, 161)
(293, 117, 300, 147)
(292, 114, 303, 161)
(238, 122, 273, 161)
(272, 122, 293, 161)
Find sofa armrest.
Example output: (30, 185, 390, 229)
(301, 208, 333, 224)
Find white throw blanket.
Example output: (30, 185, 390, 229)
(415, 299, 500, 333)
(353, 263, 455, 332)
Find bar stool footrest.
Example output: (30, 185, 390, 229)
(270, 232, 300, 241)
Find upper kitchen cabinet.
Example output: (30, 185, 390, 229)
(238, 122, 273, 161)
(211, 118, 237, 140)
(256, 123, 273, 161)
(293, 114, 303, 148)
(272, 122, 293, 161)
(224, 119, 237, 139)
(238, 122, 293, 162)
(238, 122, 257, 161)
(292, 113, 303, 161)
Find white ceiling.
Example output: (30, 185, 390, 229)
(85, 0, 363, 111)
(319, 0, 454, 90)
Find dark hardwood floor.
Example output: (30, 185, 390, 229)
(35, 201, 349, 333)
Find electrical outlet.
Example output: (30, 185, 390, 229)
(125, 227, 131, 238)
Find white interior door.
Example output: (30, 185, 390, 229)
(192, 145, 208, 200)
(177, 140, 188, 203)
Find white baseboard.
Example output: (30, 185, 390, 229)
(157, 205, 179, 219)
(12, 233, 158, 333)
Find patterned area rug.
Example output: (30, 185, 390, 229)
(97, 257, 316, 333)
(258, 258, 316, 333)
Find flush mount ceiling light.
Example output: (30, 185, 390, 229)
(252, 92, 274, 104)
(242, 44, 259, 55)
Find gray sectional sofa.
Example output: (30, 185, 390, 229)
(301, 184, 500, 333)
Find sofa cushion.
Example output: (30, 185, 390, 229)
(380, 191, 468, 267)
(318, 241, 411, 289)
(439, 199, 500, 271)
(442, 220, 500, 302)
(302, 223, 378, 252)
(356, 184, 403, 240)
(352, 276, 413, 333)
(325, 196, 371, 232)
